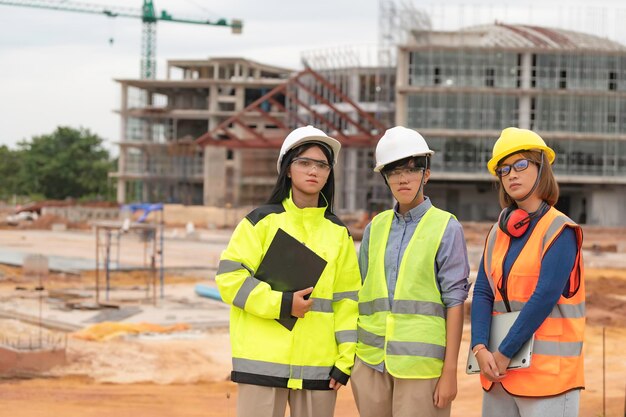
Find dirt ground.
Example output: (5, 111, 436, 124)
(1, 285, 625, 417)
(0, 325, 624, 416)
(1, 225, 625, 417)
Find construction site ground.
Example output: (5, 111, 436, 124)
(0, 224, 625, 417)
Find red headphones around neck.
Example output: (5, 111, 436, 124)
(498, 201, 549, 238)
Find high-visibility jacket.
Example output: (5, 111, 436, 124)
(216, 195, 360, 390)
(356, 206, 452, 379)
(482, 206, 585, 396)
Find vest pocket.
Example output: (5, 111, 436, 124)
(508, 273, 539, 300)
(384, 314, 445, 378)
(537, 316, 563, 337)
(387, 313, 445, 346)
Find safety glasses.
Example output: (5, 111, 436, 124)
(383, 167, 424, 184)
(291, 157, 331, 173)
(495, 158, 535, 177)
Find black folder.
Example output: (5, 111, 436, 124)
(255, 228, 328, 330)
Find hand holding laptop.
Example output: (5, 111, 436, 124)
(466, 311, 534, 376)
(493, 350, 512, 376)
(473, 347, 506, 381)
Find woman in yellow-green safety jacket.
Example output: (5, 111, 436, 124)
(216, 126, 361, 417)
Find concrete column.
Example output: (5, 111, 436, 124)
(235, 85, 245, 112)
(208, 85, 219, 115)
(518, 52, 533, 129)
(396, 47, 409, 89)
(342, 148, 358, 211)
(232, 150, 242, 206)
(203, 147, 227, 206)
(117, 84, 129, 203)
(116, 150, 127, 204)
(142, 177, 149, 202)
(589, 188, 626, 226)
(349, 71, 359, 102)
(395, 48, 409, 126)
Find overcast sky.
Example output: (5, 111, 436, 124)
(1, 0, 624, 154)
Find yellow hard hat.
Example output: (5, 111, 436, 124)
(487, 127, 556, 176)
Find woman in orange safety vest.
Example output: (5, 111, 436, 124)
(470, 127, 585, 417)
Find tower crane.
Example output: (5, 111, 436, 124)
(0, 0, 243, 79)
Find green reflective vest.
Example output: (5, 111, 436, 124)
(356, 206, 451, 379)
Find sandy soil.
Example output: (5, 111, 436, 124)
(0, 325, 624, 416)
(1, 226, 625, 416)
(1, 282, 624, 417)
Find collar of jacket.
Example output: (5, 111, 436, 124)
(283, 189, 328, 220)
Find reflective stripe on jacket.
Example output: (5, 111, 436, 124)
(481, 206, 585, 396)
(216, 195, 360, 390)
(356, 206, 452, 379)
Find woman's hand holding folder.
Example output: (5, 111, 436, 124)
(291, 287, 314, 318)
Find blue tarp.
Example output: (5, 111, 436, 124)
(195, 284, 222, 301)
(124, 203, 163, 223)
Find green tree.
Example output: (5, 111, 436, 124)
(0, 144, 21, 199)
(16, 126, 114, 199)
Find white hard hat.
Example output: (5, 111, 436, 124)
(374, 126, 434, 172)
(277, 125, 341, 173)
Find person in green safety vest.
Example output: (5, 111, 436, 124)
(215, 125, 361, 417)
(351, 126, 470, 417)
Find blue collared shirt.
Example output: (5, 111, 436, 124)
(358, 197, 471, 372)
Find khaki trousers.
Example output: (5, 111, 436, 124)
(237, 383, 337, 417)
(351, 358, 451, 417)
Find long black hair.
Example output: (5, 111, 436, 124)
(266, 142, 336, 213)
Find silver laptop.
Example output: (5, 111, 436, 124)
(466, 311, 534, 374)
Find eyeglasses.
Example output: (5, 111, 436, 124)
(384, 167, 424, 184)
(291, 157, 332, 173)
(495, 158, 535, 177)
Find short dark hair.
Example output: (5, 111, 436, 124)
(266, 142, 336, 212)
(381, 155, 430, 175)
(497, 150, 559, 208)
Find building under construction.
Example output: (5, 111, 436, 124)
(112, 57, 292, 205)
(396, 22, 626, 225)
(113, 2, 626, 226)
(191, 46, 397, 213)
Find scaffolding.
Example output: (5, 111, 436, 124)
(94, 207, 164, 305)
(112, 1, 626, 225)
(296, 1, 432, 212)
(197, 67, 388, 211)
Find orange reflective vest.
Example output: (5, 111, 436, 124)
(481, 206, 585, 397)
